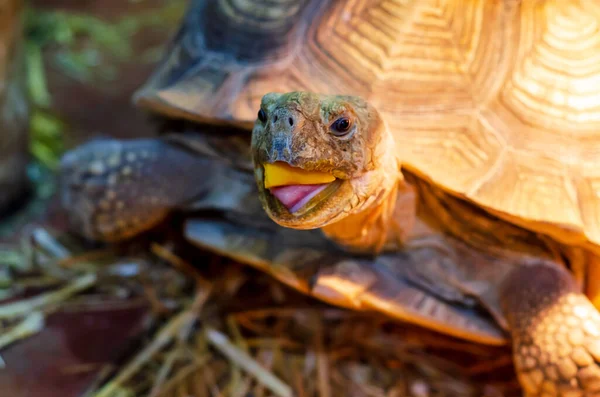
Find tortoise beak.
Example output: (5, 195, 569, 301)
(263, 162, 335, 189)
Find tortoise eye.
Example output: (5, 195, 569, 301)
(330, 117, 352, 136)
(258, 109, 267, 123)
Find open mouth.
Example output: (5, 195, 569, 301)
(263, 162, 338, 214)
(270, 184, 330, 213)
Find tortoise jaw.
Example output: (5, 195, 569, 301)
(255, 160, 350, 229)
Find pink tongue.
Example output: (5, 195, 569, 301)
(270, 184, 328, 212)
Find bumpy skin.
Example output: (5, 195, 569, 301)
(0, 0, 29, 214)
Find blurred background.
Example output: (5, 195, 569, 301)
(0, 1, 521, 396)
(0, 0, 187, 238)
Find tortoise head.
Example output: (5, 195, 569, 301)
(251, 91, 400, 230)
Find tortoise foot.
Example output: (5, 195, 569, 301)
(501, 263, 600, 396)
(59, 137, 208, 242)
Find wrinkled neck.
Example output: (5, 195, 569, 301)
(319, 127, 435, 254)
(322, 176, 444, 254)
(321, 182, 399, 254)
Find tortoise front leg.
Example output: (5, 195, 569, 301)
(59, 137, 225, 242)
(500, 263, 600, 395)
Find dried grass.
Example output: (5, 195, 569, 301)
(0, 227, 521, 397)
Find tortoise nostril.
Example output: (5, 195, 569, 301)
(288, 117, 294, 127)
(274, 115, 278, 122)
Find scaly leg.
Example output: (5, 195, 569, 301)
(59, 137, 235, 242)
(500, 263, 600, 396)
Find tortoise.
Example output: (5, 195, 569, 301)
(58, 0, 600, 395)
(0, 0, 30, 214)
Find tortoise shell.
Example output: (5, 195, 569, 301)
(135, 0, 600, 252)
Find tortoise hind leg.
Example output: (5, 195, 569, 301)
(500, 263, 600, 395)
(59, 137, 214, 242)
